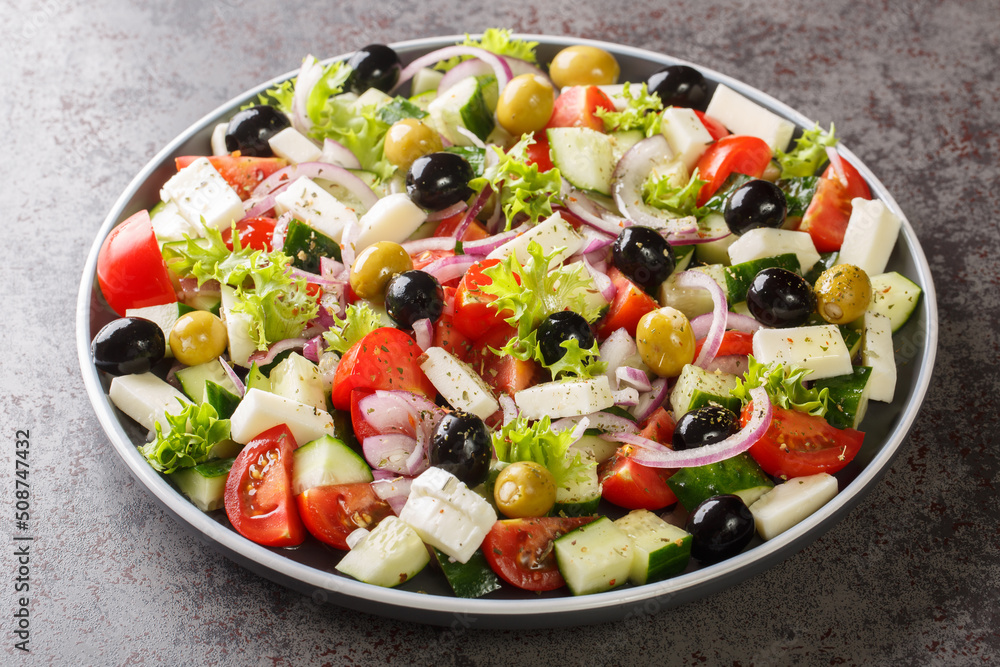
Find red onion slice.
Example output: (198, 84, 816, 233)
(401, 236, 457, 254)
(412, 318, 434, 351)
(674, 270, 728, 368)
(452, 185, 492, 240)
(562, 185, 630, 236)
(690, 311, 763, 338)
(321, 138, 362, 169)
(251, 162, 378, 211)
(826, 146, 848, 187)
(358, 390, 443, 437)
(302, 335, 324, 363)
(552, 411, 639, 435)
(291, 55, 324, 134)
(426, 200, 468, 222)
(622, 386, 772, 468)
(461, 228, 520, 255)
(421, 254, 477, 284)
(614, 388, 640, 407)
(217, 358, 245, 398)
(340, 220, 358, 268)
(581, 254, 616, 303)
(242, 192, 278, 220)
(437, 58, 494, 94)
(600, 328, 638, 388)
(611, 135, 676, 229)
(371, 476, 414, 515)
(630, 377, 670, 423)
(363, 434, 418, 475)
(499, 395, 518, 426)
(616, 366, 652, 392)
(247, 337, 309, 366)
(392, 46, 513, 94)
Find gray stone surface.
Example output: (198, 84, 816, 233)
(3, 0, 998, 664)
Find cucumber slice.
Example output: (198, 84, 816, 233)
(291, 435, 372, 495)
(174, 358, 240, 404)
(269, 352, 327, 413)
(205, 380, 241, 420)
(813, 366, 872, 429)
(335, 516, 430, 587)
(869, 271, 922, 332)
(410, 68, 443, 96)
(170, 458, 234, 512)
(669, 364, 741, 421)
(433, 548, 502, 598)
(282, 219, 342, 272)
(657, 264, 729, 319)
(666, 452, 774, 511)
(724, 253, 800, 303)
(553, 517, 633, 596)
(245, 361, 271, 392)
(686, 388, 742, 416)
(427, 76, 495, 145)
(554, 451, 601, 517)
(613, 509, 691, 585)
(693, 213, 737, 266)
(608, 129, 645, 163)
(547, 127, 616, 195)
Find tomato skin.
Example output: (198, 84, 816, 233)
(296, 483, 394, 550)
(525, 131, 555, 171)
(694, 110, 730, 141)
(452, 259, 517, 341)
(596, 267, 659, 340)
(742, 403, 865, 478)
(220, 216, 276, 252)
(349, 388, 381, 442)
(174, 155, 287, 200)
(224, 424, 305, 547)
(639, 406, 677, 442)
(410, 248, 455, 271)
(330, 327, 436, 411)
(467, 324, 543, 398)
(482, 517, 596, 591)
(798, 161, 873, 252)
(433, 212, 490, 241)
(693, 330, 755, 359)
(97, 210, 177, 316)
(694, 135, 773, 206)
(600, 450, 678, 510)
(545, 86, 615, 132)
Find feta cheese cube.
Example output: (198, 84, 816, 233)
(861, 311, 896, 402)
(704, 84, 795, 153)
(353, 192, 428, 253)
(837, 198, 902, 277)
(749, 473, 839, 540)
(228, 388, 337, 445)
(149, 199, 201, 243)
(109, 372, 189, 432)
(752, 325, 853, 380)
(486, 213, 584, 269)
(419, 347, 499, 420)
(160, 157, 244, 232)
(267, 127, 323, 164)
(660, 107, 713, 171)
(273, 176, 359, 243)
(515, 376, 615, 420)
(727, 228, 821, 275)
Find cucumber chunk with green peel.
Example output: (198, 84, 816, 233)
(175, 358, 241, 404)
(269, 352, 327, 413)
(725, 253, 800, 303)
(686, 389, 742, 416)
(170, 458, 235, 512)
(205, 380, 241, 420)
(335, 516, 430, 588)
(814, 366, 872, 430)
(554, 517, 633, 595)
(666, 452, 774, 511)
(692, 213, 737, 266)
(547, 127, 616, 196)
(282, 219, 342, 272)
(669, 364, 741, 421)
(614, 509, 692, 585)
(244, 361, 271, 393)
(428, 76, 495, 145)
(291, 435, 372, 495)
(434, 548, 502, 599)
(553, 451, 601, 517)
(868, 271, 922, 332)
(658, 264, 729, 320)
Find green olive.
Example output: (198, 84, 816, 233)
(496, 73, 555, 136)
(493, 461, 557, 518)
(548, 45, 621, 88)
(383, 119, 443, 170)
(169, 311, 228, 366)
(636, 306, 695, 377)
(814, 264, 872, 324)
(349, 241, 414, 300)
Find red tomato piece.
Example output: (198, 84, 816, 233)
(694, 135, 773, 206)
(174, 155, 287, 200)
(296, 483, 394, 550)
(220, 216, 277, 252)
(798, 160, 873, 252)
(433, 211, 490, 241)
(349, 388, 381, 442)
(410, 248, 455, 271)
(96, 210, 177, 316)
(466, 324, 543, 398)
(545, 86, 615, 132)
(599, 448, 678, 511)
(433, 314, 474, 362)
(223, 424, 305, 547)
(693, 330, 755, 359)
(742, 403, 865, 479)
(639, 406, 677, 442)
(452, 259, 517, 341)
(693, 110, 730, 141)
(330, 327, 436, 411)
(482, 517, 596, 591)
(595, 267, 659, 340)
(525, 131, 555, 172)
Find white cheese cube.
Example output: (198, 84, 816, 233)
(150, 199, 201, 243)
(398, 467, 497, 563)
(219, 285, 257, 368)
(419, 347, 499, 420)
(228, 388, 337, 445)
(160, 157, 244, 232)
(211, 123, 229, 156)
(862, 311, 896, 402)
(267, 127, 322, 164)
(727, 228, 820, 275)
(752, 325, 852, 380)
(660, 107, 713, 172)
(515, 376, 615, 420)
(596, 84, 629, 111)
(704, 84, 795, 153)
(836, 198, 902, 277)
(353, 192, 428, 254)
(486, 213, 584, 269)
(273, 176, 359, 243)
(109, 372, 190, 432)
(749, 473, 839, 540)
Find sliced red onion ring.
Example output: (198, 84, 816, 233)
(321, 138, 362, 169)
(340, 220, 358, 268)
(826, 146, 848, 187)
(614, 388, 640, 407)
(499, 395, 518, 425)
(392, 46, 513, 95)
(412, 318, 434, 351)
(363, 434, 418, 475)
(630, 377, 670, 423)
(582, 254, 616, 303)
(421, 254, 477, 284)
(611, 135, 676, 229)
(620, 387, 772, 468)
(358, 390, 443, 437)
(247, 337, 308, 366)
(690, 311, 763, 338)
(452, 185, 492, 240)
(218, 358, 245, 398)
(674, 270, 728, 368)
(616, 366, 652, 393)
(371, 476, 414, 515)
(552, 411, 639, 435)
(455, 126, 487, 149)
(320, 256, 346, 280)
(426, 200, 468, 222)
(251, 162, 378, 211)
(437, 58, 494, 94)
(461, 228, 520, 255)
(270, 211, 293, 252)
(291, 55, 324, 134)
(242, 192, 278, 220)
(562, 184, 630, 236)
(302, 335, 324, 363)
(401, 236, 457, 254)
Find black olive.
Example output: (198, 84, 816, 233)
(405, 152, 474, 211)
(91, 317, 166, 376)
(612, 226, 676, 295)
(646, 65, 709, 110)
(746, 267, 817, 328)
(430, 411, 492, 487)
(685, 494, 756, 563)
(536, 311, 596, 367)
(224, 105, 290, 157)
(346, 44, 402, 94)
(672, 405, 740, 451)
(384, 270, 445, 329)
(724, 179, 788, 235)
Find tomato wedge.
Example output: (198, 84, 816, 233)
(220, 216, 277, 252)
(482, 517, 596, 591)
(97, 210, 177, 316)
(742, 403, 865, 479)
(693, 330, 754, 359)
(296, 483, 394, 550)
(596, 267, 659, 339)
(466, 324, 543, 398)
(452, 259, 517, 341)
(694, 110, 730, 141)
(798, 160, 873, 252)
(694, 135, 773, 206)
(224, 424, 305, 547)
(600, 450, 678, 510)
(174, 155, 287, 200)
(433, 211, 490, 241)
(330, 327, 436, 411)
(525, 131, 555, 171)
(545, 85, 615, 132)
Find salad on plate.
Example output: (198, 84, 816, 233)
(90, 29, 923, 598)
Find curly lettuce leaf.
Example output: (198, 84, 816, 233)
(435, 28, 539, 71)
(643, 167, 707, 218)
(491, 415, 595, 490)
(776, 123, 837, 178)
(250, 80, 295, 113)
(499, 329, 606, 380)
(469, 134, 562, 228)
(141, 401, 230, 474)
(596, 82, 663, 136)
(323, 302, 383, 355)
(731, 356, 831, 417)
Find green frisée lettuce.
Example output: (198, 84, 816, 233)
(141, 402, 231, 474)
(776, 123, 837, 178)
(492, 415, 596, 489)
(435, 28, 540, 71)
(596, 82, 663, 136)
(731, 356, 831, 417)
(470, 135, 562, 228)
(323, 302, 383, 355)
(643, 168, 707, 218)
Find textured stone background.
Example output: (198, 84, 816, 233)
(3, 0, 999, 664)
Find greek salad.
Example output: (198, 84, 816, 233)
(91, 30, 922, 597)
